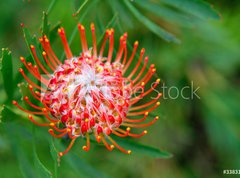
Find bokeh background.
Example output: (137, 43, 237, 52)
(0, 0, 240, 178)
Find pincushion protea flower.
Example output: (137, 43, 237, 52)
(13, 23, 161, 157)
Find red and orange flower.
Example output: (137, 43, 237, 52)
(13, 23, 161, 157)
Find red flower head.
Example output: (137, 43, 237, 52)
(13, 23, 161, 157)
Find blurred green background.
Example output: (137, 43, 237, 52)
(0, 0, 240, 178)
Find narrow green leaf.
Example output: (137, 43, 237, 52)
(22, 27, 37, 65)
(33, 129, 53, 178)
(135, 0, 197, 27)
(22, 27, 46, 73)
(112, 136, 172, 158)
(49, 22, 61, 42)
(106, 0, 133, 29)
(72, 0, 89, 17)
(14, 55, 31, 85)
(160, 0, 220, 20)
(47, 0, 58, 15)
(42, 11, 50, 36)
(0, 105, 4, 123)
(124, 0, 180, 43)
(0, 48, 13, 99)
(49, 139, 58, 178)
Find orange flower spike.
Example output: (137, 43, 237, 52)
(58, 27, 73, 59)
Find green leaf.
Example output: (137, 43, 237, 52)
(47, 0, 58, 15)
(0, 105, 19, 123)
(0, 48, 14, 99)
(106, 0, 133, 29)
(42, 11, 50, 36)
(49, 22, 61, 42)
(124, 0, 180, 43)
(72, 0, 89, 17)
(33, 128, 53, 178)
(14, 55, 31, 85)
(18, 82, 40, 111)
(4, 123, 35, 178)
(50, 138, 111, 178)
(65, 153, 111, 178)
(22, 27, 37, 65)
(0, 104, 42, 124)
(112, 136, 172, 158)
(134, 0, 197, 27)
(49, 139, 58, 178)
(22, 26, 47, 73)
(160, 0, 220, 20)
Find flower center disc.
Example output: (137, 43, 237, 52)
(43, 52, 131, 136)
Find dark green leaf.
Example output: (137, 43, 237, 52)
(135, 0, 197, 27)
(49, 139, 58, 178)
(106, 0, 133, 29)
(0, 48, 13, 99)
(33, 130, 53, 178)
(4, 123, 35, 178)
(160, 0, 220, 20)
(0, 105, 19, 123)
(22, 27, 47, 73)
(49, 22, 61, 42)
(51, 138, 111, 178)
(65, 153, 111, 178)
(112, 136, 172, 158)
(124, 0, 180, 43)
(42, 11, 50, 36)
